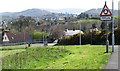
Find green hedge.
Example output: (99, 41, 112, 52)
(31, 31, 48, 40)
(58, 28, 120, 45)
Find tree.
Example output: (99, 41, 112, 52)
(10, 16, 36, 32)
(92, 23, 97, 29)
(83, 27, 86, 32)
(109, 22, 112, 31)
(77, 13, 89, 19)
(101, 21, 106, 30)
(86, 14, 89, 19)
(49, 25, 64, 40)
(31, 31, 47, 40)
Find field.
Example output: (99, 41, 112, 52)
(1, 45, 111, 69)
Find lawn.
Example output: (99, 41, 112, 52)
(0, 45, 26, 58)
(1, 45, 111, 69)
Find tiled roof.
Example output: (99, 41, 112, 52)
(6, 32, 31, 43)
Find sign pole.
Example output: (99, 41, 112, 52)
(112, 0, 114, 52)
(106, 21, 109, 53)
(100, 1, 112, 53)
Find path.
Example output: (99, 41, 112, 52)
(104, 45, 119, 70)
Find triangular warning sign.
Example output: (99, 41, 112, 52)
(100, 2, 112, 16)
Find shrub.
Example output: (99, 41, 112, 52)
(31, 31, 48, 40)
(58, 28, 120, 45)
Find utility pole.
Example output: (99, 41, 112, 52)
(112, 0, 115, 52)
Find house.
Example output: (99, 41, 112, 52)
(64, 29, 84, 36)
(90, 28, 99, 32)
(2, 31, 31, 43)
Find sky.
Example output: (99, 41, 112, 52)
(0, 0, 120, 13)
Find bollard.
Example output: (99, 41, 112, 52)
(28, 43, 31, 47)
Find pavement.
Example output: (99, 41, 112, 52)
(20, 43, 57, 47)
(104, 45, 119, 70)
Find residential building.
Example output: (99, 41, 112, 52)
(64, 29, 84, 36)
(2, 31, 31, 43)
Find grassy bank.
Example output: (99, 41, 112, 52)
(1, 45, 111, 69)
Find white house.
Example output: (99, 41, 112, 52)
(3, 33, 9, 42)
(64, 29, 84, 36)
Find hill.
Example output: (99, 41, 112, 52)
(0, 8, 118, 17)
(0, 9, 51, 17)
(45, 8, 86, 14)
(84, 8, 118, 16)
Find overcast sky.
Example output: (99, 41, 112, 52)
(0, 0, 119, 13)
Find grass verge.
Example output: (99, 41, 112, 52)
(1, 45, 111, 69)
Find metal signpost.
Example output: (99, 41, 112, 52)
(112, 0, 114, 52)
(100, 1, 112, 53)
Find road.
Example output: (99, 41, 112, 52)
(20, 43, 57, 47)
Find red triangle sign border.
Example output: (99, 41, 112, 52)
(100, 2, 112, 16)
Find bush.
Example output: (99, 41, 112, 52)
(58, 28, 120, 45)
(31, 31, 48, 40)
(109, 28, 120, 45)
(115, 28, 120, 45)
(58, 30, 108, 45)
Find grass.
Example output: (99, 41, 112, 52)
(1, 45, 111, 69)
(0, 45, 26, 58)
(0, 45, 26, 50)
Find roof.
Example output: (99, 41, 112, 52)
(64, 29, 84, 36)
(5, 32, 31, 43)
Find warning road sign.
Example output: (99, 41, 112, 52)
(100, 1, 112, 16)
(100, 16, 111, 20)
(100, 1, 112, 21)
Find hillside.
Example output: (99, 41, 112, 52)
(45, 8, 86, 14)
(84, 8, 118, 16)
(0, 9, 51, 17)
(0, 8, 118, 17)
